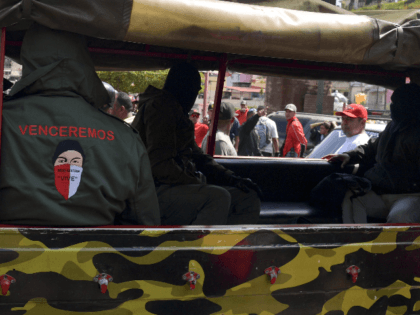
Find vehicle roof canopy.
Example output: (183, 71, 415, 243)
(1, 0, 420, 88)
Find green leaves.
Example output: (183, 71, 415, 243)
(96, 70, 169, 93)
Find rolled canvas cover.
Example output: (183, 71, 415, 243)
(1, 0, 420, 79)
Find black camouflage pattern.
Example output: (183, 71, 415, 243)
(1, 225, 420, 314)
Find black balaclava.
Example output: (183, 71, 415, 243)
(163, 63, 201, 115)
(52, 140, 85, 165)
(390, 83, 420, 125)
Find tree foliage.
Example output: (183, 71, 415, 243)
(96, 70, 169, 93)
(97, 70, 205, 94)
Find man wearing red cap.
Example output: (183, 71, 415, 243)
(326, 84, 420, 223)
(335, 104, 369, 154)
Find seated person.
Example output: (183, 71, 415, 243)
(309, 121, 336, 146)
(335, 104, 369, 154)
(326, 84, 420, 223)
(132, 62, 261, 225)
(0, 23, 160, 226)
(201, 102, 238, 156)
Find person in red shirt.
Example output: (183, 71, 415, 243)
(235, 100, 249, 125)
(281, 104, 308, 157)
(189, 109, 209, 148)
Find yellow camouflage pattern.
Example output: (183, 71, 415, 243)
(1, 225, 420, 314)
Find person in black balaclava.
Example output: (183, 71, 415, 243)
(327, 83, 420, 224)
(3, 78, 13, 91)
(132, 62, 262, 226)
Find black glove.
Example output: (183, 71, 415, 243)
(227, 175, 263, 200)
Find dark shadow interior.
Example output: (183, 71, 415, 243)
(217, 157, 354, 224)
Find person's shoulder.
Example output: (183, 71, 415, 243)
(266, 117, 277, 127)
(101, 111, 140, 136)
(197, 123, 209, 131)
(358, 132, 370, 140)
(215, 131, 230, 141)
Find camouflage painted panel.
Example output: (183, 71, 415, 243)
(0, 225, 420, 314)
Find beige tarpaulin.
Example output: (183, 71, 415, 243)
(1, 0, 419, 86)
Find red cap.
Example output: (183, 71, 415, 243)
(335, 104, 367, 119)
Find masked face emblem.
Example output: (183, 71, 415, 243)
(53, 141, 85, 200)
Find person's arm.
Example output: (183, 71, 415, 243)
(191, 139, 236, 185)
(325, 132, 381, 168)
(272, 138, 280, 155)
(234, 136, 239, 151)
(117, 138, 161, 225)
(346, 135, 379, 165)
(310, 122, 323, 129)
(240, 114, 260, 135)
(144, 98, 201, 185)
(290, 121, 308, 157)
(218, 140, 237, 156)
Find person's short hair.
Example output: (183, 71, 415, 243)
(116, 92, 133, 112)
(247, 108, 256, 118)
(257, 105, 265, 111)
(322, 121, 336, 134)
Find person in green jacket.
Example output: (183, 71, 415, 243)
(0, 23, 160, 226)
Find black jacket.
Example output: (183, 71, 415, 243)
(132, 86, 234, 186)
(238, 114, 262, 156)
(346, 121, 420, 194)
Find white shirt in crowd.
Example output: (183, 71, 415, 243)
(201, 131, 237, 156)
(337, 132, 370, 154)
(258, 116, 279, 154)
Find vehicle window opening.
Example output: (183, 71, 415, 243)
(0, 25, 413, 228)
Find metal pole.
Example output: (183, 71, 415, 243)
(315, 80, 324, 114)
(0, 28, 6, 163)
(206, 54, 227, 156)
(203, 72, 209, 117)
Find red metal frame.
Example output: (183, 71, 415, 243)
(206, 54, 227, 156)
(0, 28, 6, 163)
(202, 72, 209, 117)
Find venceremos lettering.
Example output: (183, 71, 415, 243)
(18, 125, 115, 141)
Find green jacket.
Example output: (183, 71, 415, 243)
(0, 24, 160, 226)
(132, 86, 234, 186)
